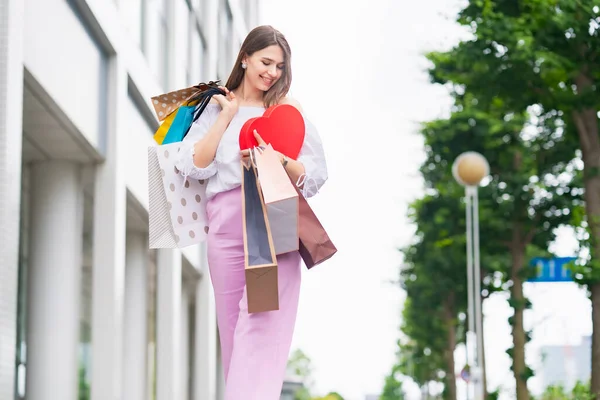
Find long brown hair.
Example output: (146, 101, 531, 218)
(225, 25, 292, 108)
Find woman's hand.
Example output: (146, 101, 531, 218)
(212, 86, 238, 119)
(240, 130, 306, 186)
(191, 86, 237, 169)
(240, 130, 285, 164)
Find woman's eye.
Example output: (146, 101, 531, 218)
(262, 61, 270, 66)
(277, 65, 284, 70)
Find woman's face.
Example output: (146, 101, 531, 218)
(243, 45, 285, 92)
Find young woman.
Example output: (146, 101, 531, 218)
(175, 25, 328, 399)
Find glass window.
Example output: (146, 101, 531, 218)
(241, 0, 254, 30)
(142, 0, 170, 90)
(190, 0, 201, 12)
(158, 0, 169, 88)
(217, 0, 233, 80)
(79, 262, 93, 400)
(122, 0, 143, 47)
(13, 171, 93, 400)
(198, 0, 208, 27)
(147, 257, 158, 400)
(140, 0, 148, 52)
(188, 22, 206, 84)
(14, 170, 30, 400)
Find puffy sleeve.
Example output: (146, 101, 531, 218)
(296, 118, 328, 198)
(174, 104, 219, 180)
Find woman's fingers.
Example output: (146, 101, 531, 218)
(212, 94, 226, 104)
(253, 130, 266, 146)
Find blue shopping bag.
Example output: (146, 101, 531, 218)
(152, 83, 225, 145)
(162, 105, 196, 144)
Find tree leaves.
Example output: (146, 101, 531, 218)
(387, 0, 598, 398)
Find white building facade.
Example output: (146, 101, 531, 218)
(0, 0, 259, 399)
(539, 336, 591, 392)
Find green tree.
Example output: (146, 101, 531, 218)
(418, 97, 575, 399)
(393, 115, 513, 399)
(427, 0, 599, 394)
(287, 348, 314, 400)
(398, 180, 509, 398)
(540, 381, 592, 400)
(78, 364, 90, 400)
(380, 364, 405, 400)
(286, 349, 346, 400)
(311, 393, 345, 400)
(287, 348, 314, 383)
(400, 191, 469, 400)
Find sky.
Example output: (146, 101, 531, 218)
(259, 2, 593, 400)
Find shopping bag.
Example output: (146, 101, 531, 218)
(148, 142, 209, 249)
(295, 177, 337, 269)
(151, 80, 221, 122)
(241, 160, 279, 313)
(152, 81, 224, 145)
(148, 81, 222, 249)
(148, 146, 177, 248)
(157, 104, 197, 145)
(253, 144, 299, 255)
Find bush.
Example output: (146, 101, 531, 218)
(539, 382, 592, 400)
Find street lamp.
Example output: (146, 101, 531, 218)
(452, 152, 489, 400)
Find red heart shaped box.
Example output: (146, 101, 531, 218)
(239, 104, 305, 160)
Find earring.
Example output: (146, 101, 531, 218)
(242, 62, 247, 69)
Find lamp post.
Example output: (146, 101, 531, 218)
(452, 152, 489, 400)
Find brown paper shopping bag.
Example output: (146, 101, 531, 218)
(254, 144, 299, 255)
(151, 80, 221, 121)
(241, 160, 279, 313)
(295, 183, 337, 269)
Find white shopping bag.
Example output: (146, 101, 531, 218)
(148, 143, 208, 248)
(253, 144, 299, 255)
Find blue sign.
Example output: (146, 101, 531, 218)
(528, 257, 576, 283)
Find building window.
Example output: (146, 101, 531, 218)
(188, 22, 206, 84)
(122, 0, 143, 47)
(158, 0, 169, 88)
(142, 0, 170, 90)
(14, 170, 30, 400)
(79, 252, 93, 400)
(140, 0, 147, 52)
(198, 0, 208, 28)
(217, 0, 233, 80)
(240, 0, 254, 30)
(189, 0, 201, 13)
(147, 257, 158, 400)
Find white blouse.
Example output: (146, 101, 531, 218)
(174, 104, 328, 200)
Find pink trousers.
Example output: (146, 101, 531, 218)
(206, 187, 302, 400)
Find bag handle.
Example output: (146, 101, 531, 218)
(181, 86, 227, 139)
(192, 87, 225, 122)
(249, 147, 258, 168)
(295, 173, 320, 198)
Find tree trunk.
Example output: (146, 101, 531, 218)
(510, 234, 529, 400)
(573, 90, 600, 397)
(443, 292, 457, 400)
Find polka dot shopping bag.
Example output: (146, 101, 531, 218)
(148, 143, 209, 248)
(148, 81, 221, 249)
